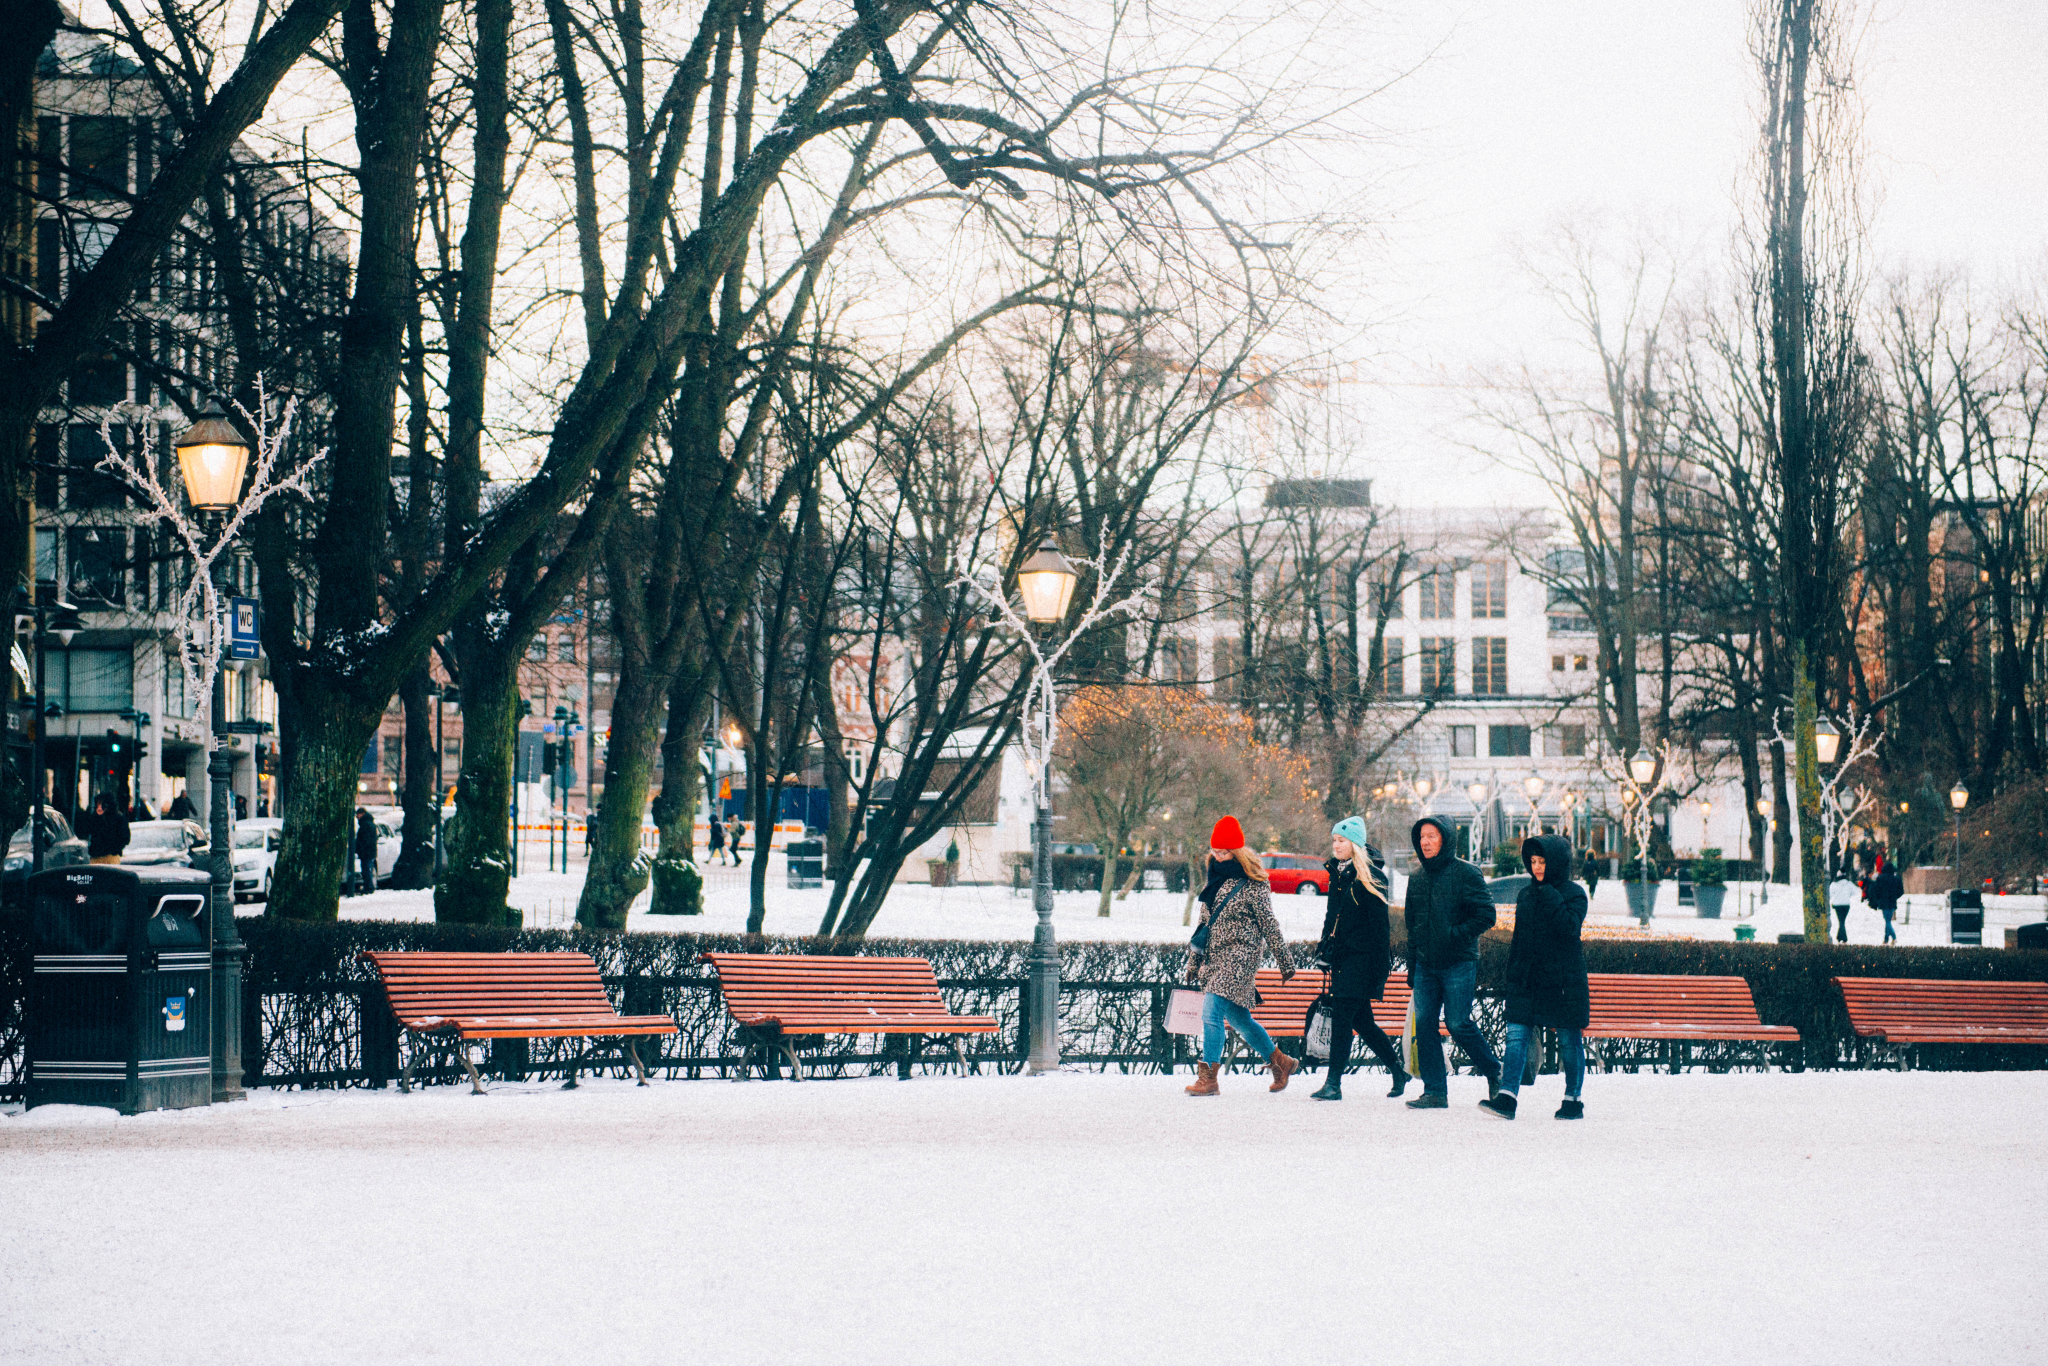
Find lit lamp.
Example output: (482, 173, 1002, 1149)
(1814, 716, 1842, 766)
(1414, 776, 1433, 801)
(174, 402, 251, 511)
(1628, 747, 1658, 788)
(175, 402, 253, 1108)
(1016, 542, 1079, 623)
(1522, 773, 1546, 837)
(1950, 781, 1969, 887)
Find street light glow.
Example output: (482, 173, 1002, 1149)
(1814, 716, 1842, 765)
(1950, 782, 1969, 811)
(1628, 747, 1657, 787)
(174, 403, 251, 511)
(1015, 542, 1078, 623)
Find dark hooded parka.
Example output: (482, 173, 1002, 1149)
(1405, 815, 1496, 968)
(1504, 834, 1590, 1030)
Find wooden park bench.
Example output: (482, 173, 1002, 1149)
(1248, 967, 1414, 1046)
(1835, 977, 2048, 1063)
(1583, 973, 1801, 1071)
(362, 951, 678, 1095)
(703, 952, 999, 1080)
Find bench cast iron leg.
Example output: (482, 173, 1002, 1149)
(562, 1044, 585, 1089)
(952, 1037, 970, 1076)
(782, 1039, 802, 1081)
(625, 1037, 650, 1086)
(400, 1035, 414, 1094)
(461, 1048, 488, 1096)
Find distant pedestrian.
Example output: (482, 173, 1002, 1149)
(1183, 817, 1297, 1097)
(1583, 858, 1600, 902)
(709, 814, 726, 864)
(1402, 814, 1503, 1108)
(1310, 816, 1409, 1101)
(1829, 870, 1860, 943)
(1480, 835, 1589, 1121)
(77, 791, 130, 865)
(166, 792, 197, 821)
(354, 809, 380, 895)
(1864, 857, 1904, 945)
(729, 819, 747, 864)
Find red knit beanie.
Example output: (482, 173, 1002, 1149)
(1210, 816, 1245, 850)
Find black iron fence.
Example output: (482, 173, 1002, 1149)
(4, 914, 2044, 1099)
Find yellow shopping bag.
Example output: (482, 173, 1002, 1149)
(1401, 991, 1420, 1076)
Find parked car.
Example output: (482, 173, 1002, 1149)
(233, 817, 284, 901)
(363, 807, 405, 878)
(121, 819, 211, 869)
(1, 808, 91, 904)
(1264, 853, 1329, 897)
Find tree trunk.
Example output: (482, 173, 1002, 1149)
(1097, 849, 1118, 917)
(434, 646, 519, 926)
(576, 667, 667, 928)
(389, 663, 438, 888)
(1794, 647, 1829, 940)
(265, 682, 388, 921)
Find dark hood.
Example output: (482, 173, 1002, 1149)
(1411, 815, 1458, 871)
(1520, 833, 1574, 886)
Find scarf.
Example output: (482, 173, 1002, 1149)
(1197, 857, 1246, 908)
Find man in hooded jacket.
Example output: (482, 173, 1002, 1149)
(1479, 834, 1589, 1120)
(1403, 814, 1502, 1108)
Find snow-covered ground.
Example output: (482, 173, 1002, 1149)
(296, 852, 2044, 949)
(2, 1070, 2040, 1365)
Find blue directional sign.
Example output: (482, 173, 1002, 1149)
(229, 597, 261, 659)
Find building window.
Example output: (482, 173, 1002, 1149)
(67, 528, 127, 608)
(1419, 637, 1455, 695)
(49, 649, 134, 713)
(1573, 654, 1590, 672)
(1418, 566, 1455, 619)
(361, 737, 380, 775)
(1489, 724, 1531, 758)
(557, 635, 576, 663)
(1375, 638, 1404, 695)
(67, 424, 127, 507)
(1552, 654, 1566, 672)
(69, 116, 130, 199)
(1472, 637, 1508, 695)
(1449, 725, 1476, 758)
(528, 636, 548, 662)
(1553, 723, 1587, 757)
(1370, 570, 1403, 619)
(1211, 635, 1240, 696)
(1472, 561, 1507, 618)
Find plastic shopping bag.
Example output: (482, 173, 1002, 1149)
(1401, 989, 1420, 1076)
(1165, 988, 1204, 1036)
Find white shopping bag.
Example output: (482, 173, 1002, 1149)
(1165, 988, 1204, 1036)
(1304, 999, 1333, 1061)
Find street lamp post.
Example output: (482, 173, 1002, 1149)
(175, 403, 251, 1105)
(1627, 746, 1660, 926)
(1014, 543, 1079, 1075)
(1949, 781, 1969, 891)
(1522, 773, 1546, 839)
(13, 594, 83, 869)
(1465, 779, 1491, 863)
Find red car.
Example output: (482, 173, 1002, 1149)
(1264, 853, 1329, 896)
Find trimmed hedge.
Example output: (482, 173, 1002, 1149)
(4, 911, 2046, 1100)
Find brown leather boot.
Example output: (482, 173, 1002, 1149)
(1184, 1062, 1220, 1096)
(1268, 1048, 1298, 1092)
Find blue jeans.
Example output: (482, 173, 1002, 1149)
(1498, 1023, 1584, 1099)
(1410, 960, 1500, 1093)
(1881, 908, 1896, 943)
(1202, 992, 1277, 1066)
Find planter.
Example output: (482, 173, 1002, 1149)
(927, 859, 954, 888)
(1693, 885, 1726, 919)
(1624, 881, 1659, 920)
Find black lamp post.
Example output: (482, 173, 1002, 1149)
(1949, 782, 1968, 890)
(175, 402, 252, 1105)
(13, 593, 83, 870)
(1014, 542, 1079, 1073)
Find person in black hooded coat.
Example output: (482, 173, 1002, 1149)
(1479, 833, 1588, 1121)
(1308, 816, 1410, 1100)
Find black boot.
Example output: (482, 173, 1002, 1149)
(1484, 1069, 1502, 1101)
(1555, 1098, 1584, 1120)
(1386, 1067, 1410, 1098)
(1311, 1075, 1343, 1101)
(1478, 1092, 1517, 1120)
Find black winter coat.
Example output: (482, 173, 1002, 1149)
(1318, 852, 1392, 1000)
(1863, 868, 1904, 911)
(1404, 815, 1496, 968)
(1504, 833, 1591, 1030)
(77, 807, 129, 860)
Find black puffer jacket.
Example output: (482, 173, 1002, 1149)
(1405, 815, 1496, 968)
(1504, 833, 1590, 1029)
(1318, 849, 1392, 1000)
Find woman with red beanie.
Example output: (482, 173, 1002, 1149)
(1183, 816, 1298, 1096)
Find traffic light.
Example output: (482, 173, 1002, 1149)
(106, 728, 124, 759)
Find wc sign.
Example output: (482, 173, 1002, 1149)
(164, 996, 187, 1032)
(230, 597, 261, 659)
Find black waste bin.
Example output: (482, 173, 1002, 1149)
(2014, 922, 2048, 951)
(787, 839, 824, 890)
(1948, 888, 1985, 946)
(26, 864, 216, 1114)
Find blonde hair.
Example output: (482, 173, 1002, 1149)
(1231, 847, 1269, 884)
(1354, 854, 1386, 901)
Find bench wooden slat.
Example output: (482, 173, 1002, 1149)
(704, 952, 992, 1039)
(361, 951, 679, 1043)
(1835, 977, 2048, 1044)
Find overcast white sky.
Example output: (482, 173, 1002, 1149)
(1319, 0, 2048, 508)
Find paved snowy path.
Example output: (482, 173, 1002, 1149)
(4, 1071, 2041, 1365)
